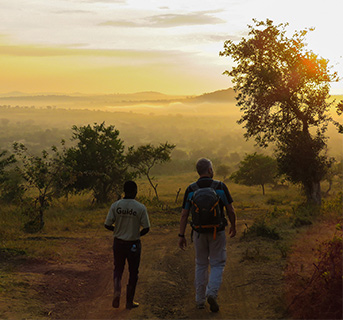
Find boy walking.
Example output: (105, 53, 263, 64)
(104, 181, 150, 309)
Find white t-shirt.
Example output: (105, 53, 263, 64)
(105, 199, 150, 241)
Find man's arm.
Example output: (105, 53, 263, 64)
(225, 203, 237, 238)
(178, 208, 189, 250)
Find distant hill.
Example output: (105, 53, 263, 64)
(0, 88, 339, 109)
(186, 88, 236, 103)
(0, 91, 187, 107)
(0, 89, 235, 108)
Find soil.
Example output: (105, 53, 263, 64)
(4, 220, 287, 319)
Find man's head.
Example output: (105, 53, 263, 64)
(196, 158, 214, 178)
(124, 180, 138, 198)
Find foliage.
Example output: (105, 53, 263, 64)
(13, 143, 67, 231)
(64, 122, 129, 203)
(126, 142, 175, 201)
(287, 229, 342, 319)
(0, 169, 25, 203)
(0, 149, 22, 202)
(321, 192, 343, 222)
(243, 219, 281, 240)
(322, 160, 343, 196)
(216, 164, 230, 181)
(276, 130, 334, 204)
(290, 204, 316, 228)
(0, 149, 16, 177)
(231, 153, 277, 195)
(220, 19, 342, 205)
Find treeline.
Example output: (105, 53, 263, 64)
(0, 122, 174, 232)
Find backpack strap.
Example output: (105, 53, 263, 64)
(190, 182, 200, 192)
(210, 180, 220, 190)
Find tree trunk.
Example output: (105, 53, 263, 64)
(146, 173, 159, 201)
(261, 184, 265, 195)
(305, 180, 322, 206)
(324, 179, 333, 198)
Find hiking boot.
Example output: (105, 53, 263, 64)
(207, 296, 219, 313)
(126, 301, 139, 309)
(126, 285, 139, 310)
(113, 277, 121, 308)
(112, 296, 120, 308)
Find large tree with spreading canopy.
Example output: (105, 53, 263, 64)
(220, 19, 342, 205)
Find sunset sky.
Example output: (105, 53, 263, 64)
(1, 0, 342, 95)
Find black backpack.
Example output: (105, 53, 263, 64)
(190, 180, 225, 239)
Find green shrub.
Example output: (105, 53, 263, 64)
(321, 192, 343, 218)
(290, 204, 320, 228)
(243, 219, 281, 240)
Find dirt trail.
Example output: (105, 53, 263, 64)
(16, 220, 285, 319)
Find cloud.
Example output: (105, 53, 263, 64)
(0, 43, 189, 62)
(198, 34, 242, 43)
(54, 10, 93, 14)
(99, 11, 226, 28)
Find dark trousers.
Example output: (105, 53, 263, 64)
(113, 238, 141, 290)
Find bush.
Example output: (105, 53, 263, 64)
(243, 219, 281, 240)
(321, 192, 343, 218)
(20, 203, 44, 233)
(291, 204, 320, 228)
(287, 228, 342, 319)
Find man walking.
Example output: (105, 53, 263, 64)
(105, 181, 150, 309)
(178, 158, 236, 312)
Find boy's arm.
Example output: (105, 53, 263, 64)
(140, 205, 150, 237)
(104, 224, 114, 231)
(140, 227, 150, 237)
(104, 205, 115, 231)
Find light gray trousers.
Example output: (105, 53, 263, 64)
(193, 230, 227, 304)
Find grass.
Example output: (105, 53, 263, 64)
(0, 175, 338, 260)
(0, 174, 342, 319)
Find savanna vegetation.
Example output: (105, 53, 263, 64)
(0, 19, 342, 319)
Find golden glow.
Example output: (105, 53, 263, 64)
(0, 0, 342, 95)
(0, 42, 226, 94)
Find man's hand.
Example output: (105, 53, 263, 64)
(178, 237, 187, 250)
(229, 226, 236, 238)
(178, 208, 189, 250)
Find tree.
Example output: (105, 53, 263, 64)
(64, 122, 128, 203)
(13, 143, 66, 231)
(220, 19, 342, 205)
(216, 164, 230, 181)
(231, 153, 277, 195)
(0, 149, 16, 181)
(322, 159, 343, 197)
(0, 149, 15, 177)
(126, 142, 175, 201)
(0, 149, 23, 202)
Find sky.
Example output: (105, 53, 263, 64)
(0, 0, 342, 95)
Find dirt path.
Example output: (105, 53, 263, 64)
(13, 220, 286, 319)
